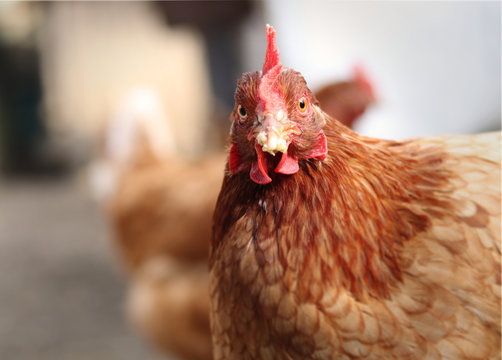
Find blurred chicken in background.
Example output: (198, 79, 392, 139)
(315, 66, 376, 129)
(37, 2, 224, 359)
(91, 84, 224, 360)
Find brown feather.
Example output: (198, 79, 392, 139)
(210, 116, 501, 359)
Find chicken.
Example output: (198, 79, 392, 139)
(209, 25, 501, 359)
(314, 65, 375, 129)
(97, 68, 377, 360)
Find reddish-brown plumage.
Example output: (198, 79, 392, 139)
(209, 26, 501, 360)
(212, 118, 447, 300)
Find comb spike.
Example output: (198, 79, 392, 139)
(258, 25, 283, 113)
(262, 25, 281, 75)
(353, 64, 376, 100)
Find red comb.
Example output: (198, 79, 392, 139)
(258, 25, 283, 113)
(262, 24, 280, 75)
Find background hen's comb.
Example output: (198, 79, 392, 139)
(353, 64, 376, 100)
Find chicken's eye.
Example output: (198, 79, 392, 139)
(297, 97, 307, 113)
(238, 105, 247, 119)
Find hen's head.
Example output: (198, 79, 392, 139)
(229, 25, 327, 184)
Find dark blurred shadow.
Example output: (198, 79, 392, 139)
(155, 0, 256, 109)
(0, 42, 68, 176)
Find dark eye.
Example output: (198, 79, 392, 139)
(238, 105, 247, 119)
(297, 97, 307, 113)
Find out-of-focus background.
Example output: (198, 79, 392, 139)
(0, 1, 499, 359)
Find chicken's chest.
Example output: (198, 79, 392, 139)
(211, 193, 334, 353)
(222, 194, 326, 295)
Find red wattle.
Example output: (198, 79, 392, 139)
(275, 150, 299, 175)
(304, 131, 328, 161)
(250, 143, 272, 184)
(229, 144, 250, 174)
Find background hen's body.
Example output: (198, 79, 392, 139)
(210, 123, 501, 359)
(110, 153, 225, 270)
(107, 150, 223, 360)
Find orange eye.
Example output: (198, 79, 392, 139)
(297, 97, 307, 112)
(238, 105, 247, 119)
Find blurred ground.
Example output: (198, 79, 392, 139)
(0, 176, 167, 360)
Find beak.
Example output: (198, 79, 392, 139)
(254, 111, 298, 155)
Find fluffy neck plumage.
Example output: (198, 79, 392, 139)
(212, 119, 451, 299)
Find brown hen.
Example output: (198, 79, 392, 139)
(209, 25, 501, 360)
(104, 38, 376, 360)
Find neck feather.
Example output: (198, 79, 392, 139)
(212, 120, 451, 298)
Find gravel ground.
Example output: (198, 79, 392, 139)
(0, 176, 167, 360)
